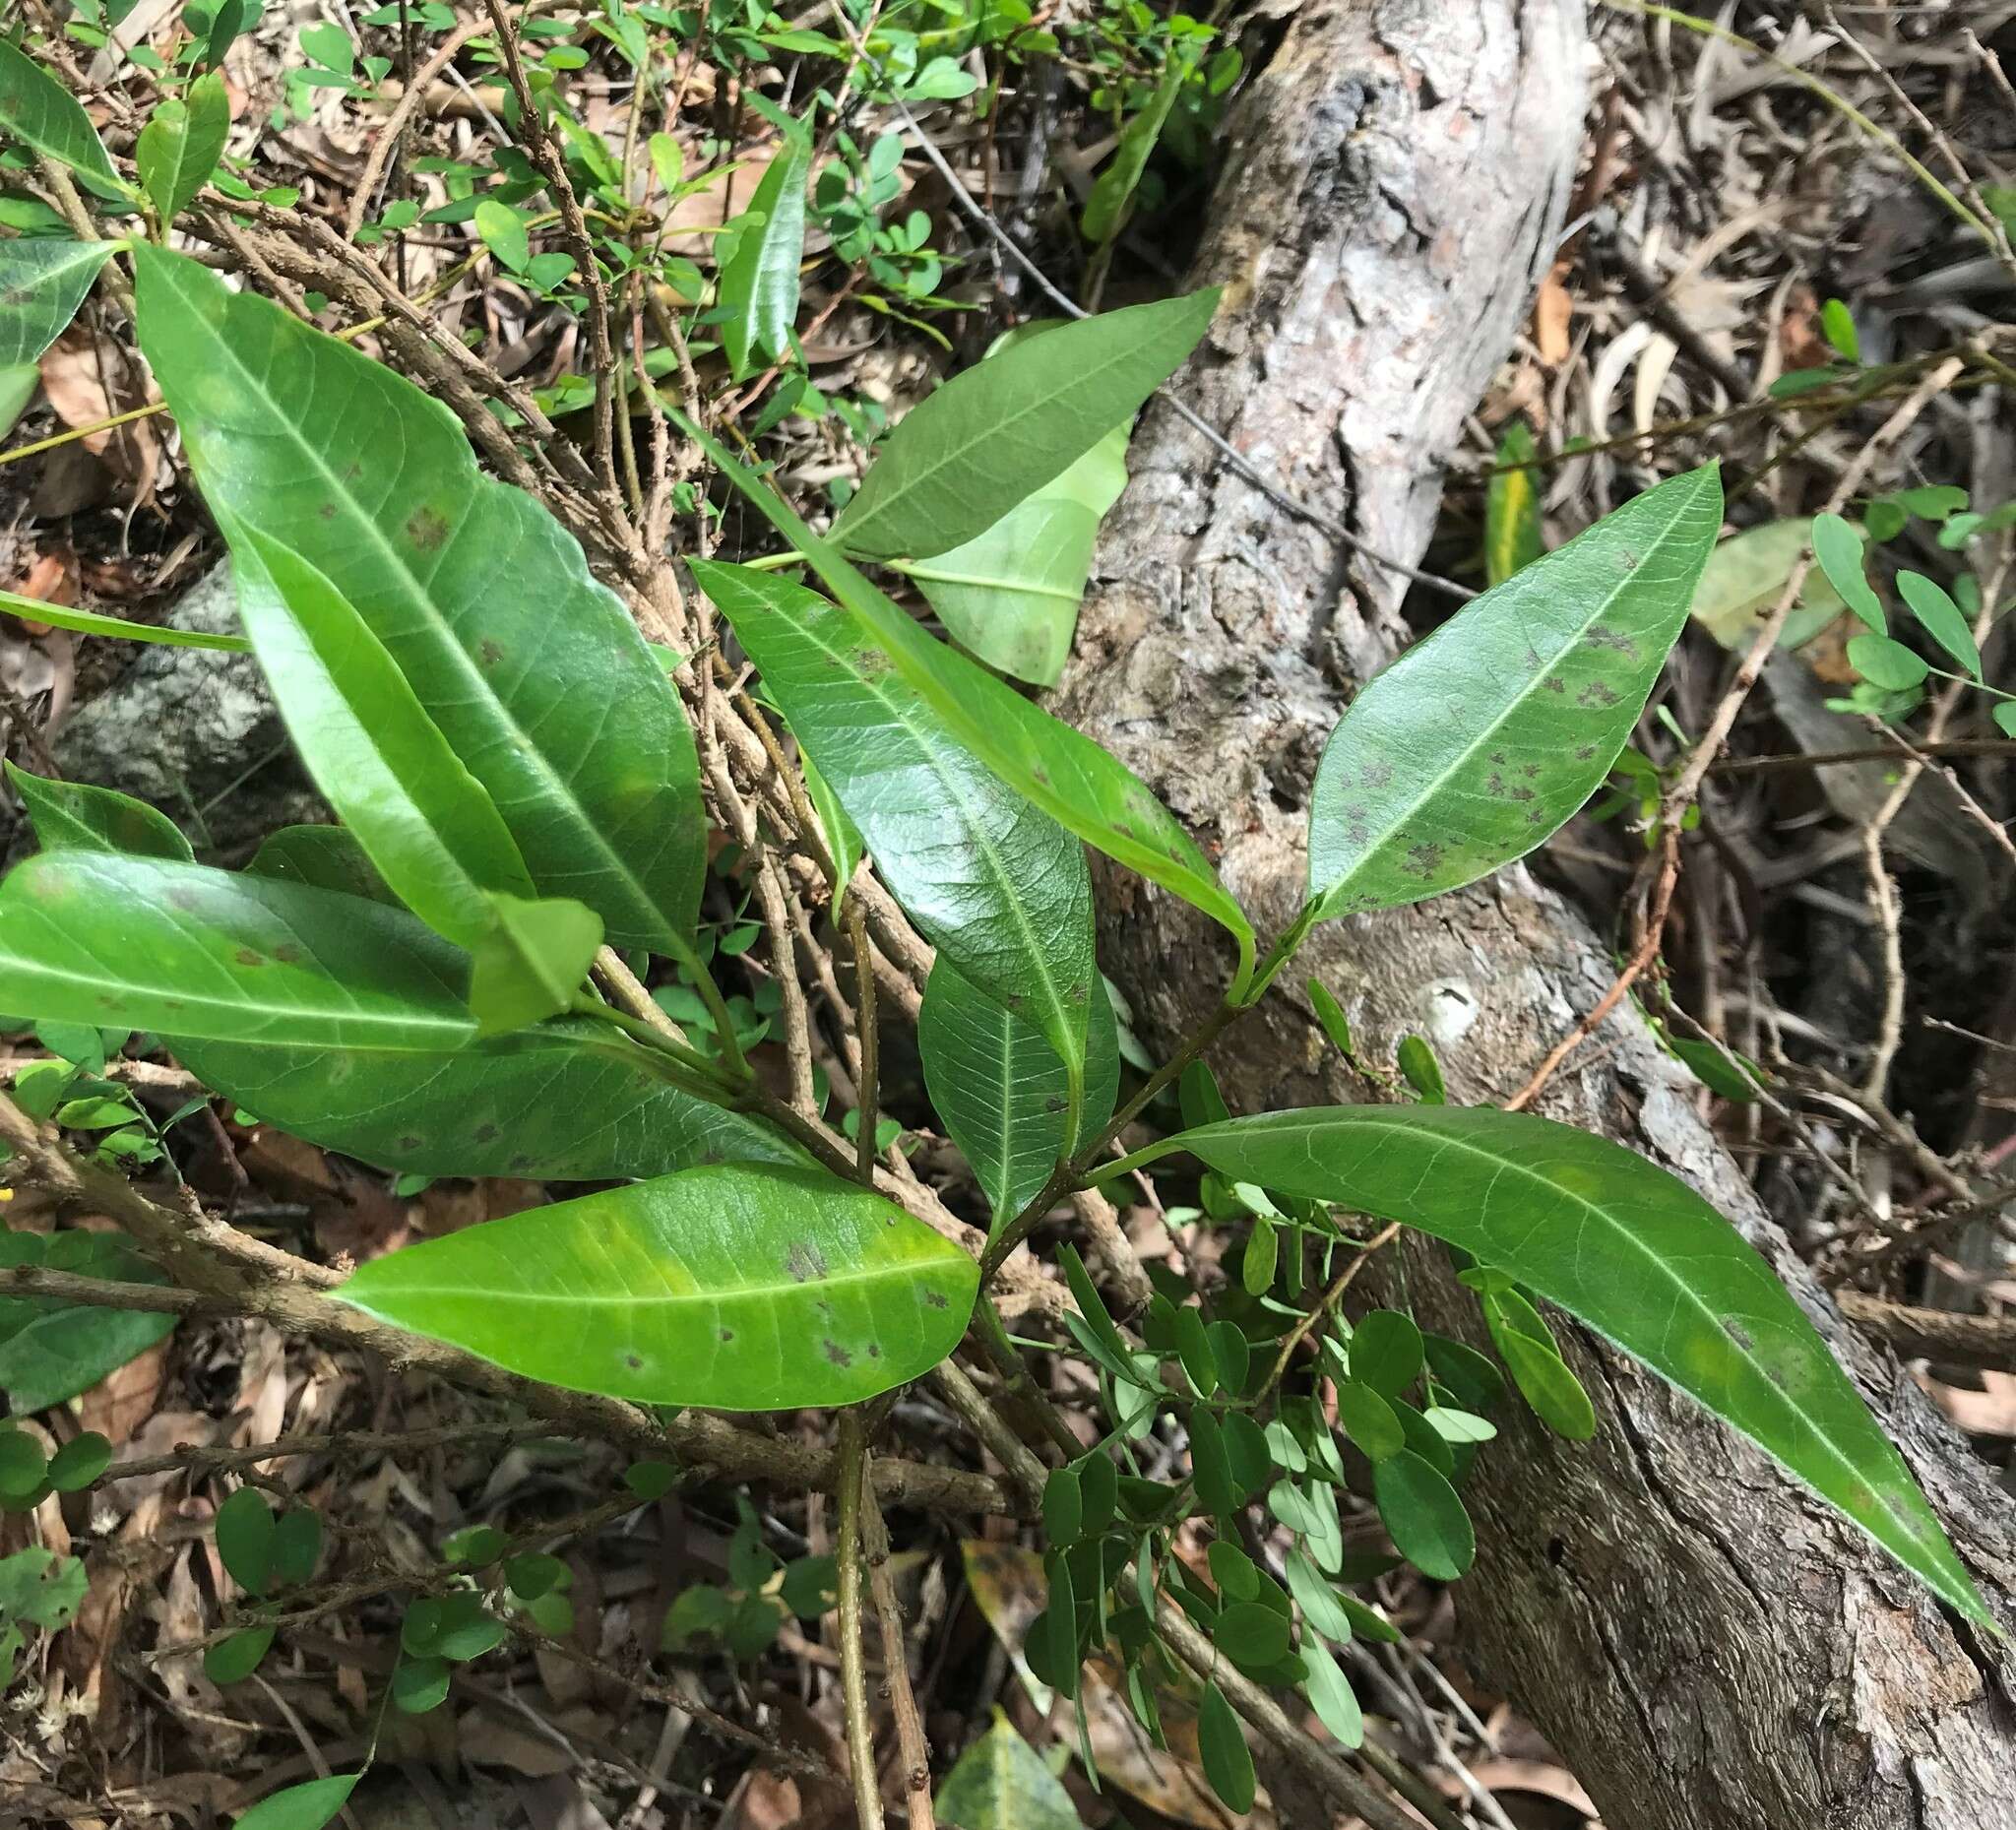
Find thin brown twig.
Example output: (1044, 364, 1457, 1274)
(862, 1474, 934, 1830)
(836, 1407, 882, 1830)
(848, 896, 880, 1184)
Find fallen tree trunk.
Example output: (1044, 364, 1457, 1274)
(1059, 2, 2016, 1823)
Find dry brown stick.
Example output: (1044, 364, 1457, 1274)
(757, 854, 821, 1115)
(928, 1358, 1047, 1507)
(848, 896, 881, 1184)
(862, 1474, 935, 1830)
(1260, 1222, 1403, 1398)
(836, 1408, 883, 1830)
(103, 1419, 556, 1482)
(1838, 1290, 2016, 1370)
(346, 16, 495, 236)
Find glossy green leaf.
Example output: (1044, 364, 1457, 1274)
(0, 37, 129, 196)
(393, 1655, 450, 1713)
(917, 957, 1117, 1231)
(719, 113, 811, 376)
(138, 71, 229, 224)
(473, 198, 529, 274)
(1215, 1601, 1288, 1668)
(933, 1712, 1082, 1830)
(1174, 1304, 1216, 1398)
(225, 520, 599, 1029)
(1484, 1289, 1595, 1440)
(1897, 571, 1981, 677)
(0, 1428, 46, 1497)
(697, 560, 1095, 1115)
(0, 1228, 176, 1413)
(677, 420, 1255, 983)
(234, 1775, 360, 1830)
(247, 824, 394, 900)
(1848, 632, 1929, 691)
(1187, 1410, 1238, 1517)
(1373, 1450, 1474, 1580)
(0, 588, 250, 651)
(1081, 52, 1190, 244)
(1282, 1546, 1354, 1644)
(1309, 465, 1722, 920)
(130, 244, 705, 953)
(6, 763, 190, 859)
(216, 1485, 275, 1595)
(1196, 1681, 1254, 1814)
(0, 238, 116, 366)
(0, 361, 36, 438)
(1484, 420, 1544, 586)
(1268, 1477, 1342, 1574)
(1115, 1104, 1989, 1624)
(271, 1508, 322, 1588)
(0, 850, 476, 1049)
(1689, 518, 1846, 653)
(1042, 1464, 1083, 1548)
(174, 1017, 796, 1181)
(335, 1164, 979, 1409)
(1811, 513, 1884, 633)
(1301, 1640, 1364, 1748)
(831, 289, 1220, 561)
(907, 423, 1128, 687)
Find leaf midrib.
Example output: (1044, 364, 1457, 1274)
(1215, 1110, 1952, 1564)
(346, 1253, 948, 1308)
(1317, 478, 1707, 909)
(150, 253, 670, 943)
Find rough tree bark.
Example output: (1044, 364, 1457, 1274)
(1059, 2, 2016, 1824)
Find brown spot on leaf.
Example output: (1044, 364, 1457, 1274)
(406, 506, 450, 551)
(1403, 841, 1445, 879)
(478, 639, 504, 667)
(473, 1122, 499, 1143)
(922, 1289, 949, 1310)
(1577, 680, 1621, 709)
(786, 1241, 829, 1283)
(823, 1339, 852, 1366)
(233, 947, 264, 967)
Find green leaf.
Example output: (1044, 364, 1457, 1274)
(130, 243, 705, 954)
(1043, 1464, 1083, 1548)
(906, 421, 1128, 687)
(247, 823, 395, 900)
(393, 1655, 450, 1713)
(917, 957, 1118, 1231)
(1395, 1035, 1444, 1104)
(0, 1229, 176, 1413)
(138, 71, 229, 223)
(1114, 1104, 1990, 1624)
(1195, 1681, 1254, 1814)
(933, 1712, 1082, 1830)
(0, 238, 116, 367)
(798, 750, 861, 898)
(1349, 1309, 1422, 1398)
(1484, 420, 1544, 586)
(0, 361, 37, 438)
(1848, 632, 1929, 691)
(173, 1016, 799, 1181)
(676, 423, 1255, 985)
(1372, 1450, 1473, 1579)
(1483, 1289, 1595, 1439)
(1214, 1601, 1289, 1668)
(1335, 1379, 1405, 1461)
(0, 37, 130, 197)
(1996, 702, 2016, 740)
(719, 113, 811, 376)
(1820, 297, 1859, 362)
(216, 1484, 275, 1594)
(696, 560, 1095, 1121)
(334, 1163, 979, 1408)
(0, 588, 250, 652)
(1896, 571, 1981, 678)
(1309, 465, 1722, 920)
(271, 1508, 322, 1587)
(1300, 1640, 1364, 1748)
(45, 1432, 110, 1492)
(225, 521, 599, 1030)
(830, 290, 1221, 561)
(6, 763, 190, 859)
(204, 1625, 274, 1685)
(0, 1428, 46, 1497)
(234, 1776, 360, 1830)
(0, 850, 476, 1049)
(1689, 520, 1843, 655)
(1081, 50, 1190, 244)
(1811, 513, 1884, 634)
(1282, 1546, 1354, 1643)
(473, 197, 529, 274)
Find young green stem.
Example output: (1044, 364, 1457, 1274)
(835, 1407, 882, 1830)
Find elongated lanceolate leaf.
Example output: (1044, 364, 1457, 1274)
(917, 958, 1118, 1231)
(830, 290, 1220, 561)
(130, 244, 705, 953)
(678, 420, 1257, 987)
(0, 850, 476, 1049)
(137, 71, 228, 225)
(0, 239, 116, 366)
(0, 588, 249, 651)
(908, 422, 1127, 687)
(335, 1164, 979, 1408)
(226, 527, 600, 1031)
(1308, 465, 1722, 920)
(0, 38, 129, 197)
(174, 1018, 802, 1181)
(719, 115, 810, 377)
(695, 559, 1096, 1112)
(1114, 1104, 1988, 1625)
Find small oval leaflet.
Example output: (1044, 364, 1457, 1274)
(334, 1163, 979, 1410)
